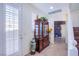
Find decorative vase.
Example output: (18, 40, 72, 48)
(47, 27, 52, 33)
(31, 38, 36, 55)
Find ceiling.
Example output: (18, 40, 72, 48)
(32, 3, 68, 14)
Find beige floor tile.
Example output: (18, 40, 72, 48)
(28, 39, 67, 56)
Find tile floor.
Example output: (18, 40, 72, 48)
(27, 39, 67, 56)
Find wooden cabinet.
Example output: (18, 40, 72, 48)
(73, 27, 79, 55)
(34, 19, 50, 52)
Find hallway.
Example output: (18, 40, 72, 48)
(28, 39, 67, 56)
(0, 3, 78, 56)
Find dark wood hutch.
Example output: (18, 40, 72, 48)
(34, 19, 50, 52)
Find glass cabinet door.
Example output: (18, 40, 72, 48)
(44, 25, 48, 37)
(40, 23, 42, 38)
(35, 25, 38, 38)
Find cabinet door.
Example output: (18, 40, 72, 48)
(40, 23, 42, 38)
(35, 25, 38, 38)
(39, 40, 43, 51)
(44, 25, 48, 37)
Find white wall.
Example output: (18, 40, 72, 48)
(68, 4, 79, 55)
(61, 24, 66, 40)
(0, 4, 6, 56)
(65, 4, 78, 56)
(0, 4, 3, 56)
(20, 4, 48, 55)
(67, 13, 78, 55)
(70, 3, 79, 27)
(71, 10, 79, 27)
(48, 18, 54, 44)
(49, 12, 65, 21)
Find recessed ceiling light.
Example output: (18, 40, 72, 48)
(50, 6, 54, 10)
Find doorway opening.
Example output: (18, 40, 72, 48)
(54, 21, 66, 43)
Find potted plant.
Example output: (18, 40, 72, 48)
(40, 17, 47, 21)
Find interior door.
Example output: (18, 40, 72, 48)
(5, 5, 21, 56)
